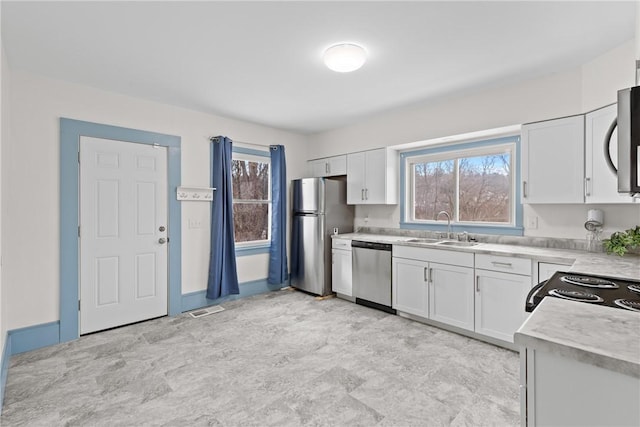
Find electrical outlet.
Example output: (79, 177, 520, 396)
(527, 216, 538, 229)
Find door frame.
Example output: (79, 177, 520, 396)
(60, 118, 182, 342)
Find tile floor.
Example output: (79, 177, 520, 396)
(1, 289, 520, 426)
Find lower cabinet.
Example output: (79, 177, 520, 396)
(332, 248, 352, 296)
(389, 245, 537, 346)
(392, 257, 429, 317)
(537, 262, 569, 283)
(429, 263, 474, 331)
(521, 348, 640, 426)
(475, 269, 531, 343)
(392, 256, 474, 331)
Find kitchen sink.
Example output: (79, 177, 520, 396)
(407, 238, 441, 244)
(436, 241, 479, 247)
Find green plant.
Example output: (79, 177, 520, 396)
(603, 226, 640, 256)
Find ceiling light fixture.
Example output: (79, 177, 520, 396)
(323, 43, 367, 73)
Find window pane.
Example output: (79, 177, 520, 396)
(413, 160, 455, 220)
(233, 203, 269, 243)
(232, 159, 269, 200)
(459, 153, 511, 223)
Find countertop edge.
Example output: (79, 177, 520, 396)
(514, 298, 640, 379)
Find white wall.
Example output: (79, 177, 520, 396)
(5, 71, 308, 330)
(0, 12, 6, 351)
(309, 40, 640, 239)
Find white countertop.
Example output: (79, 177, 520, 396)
(333, 232, 640, 280)
(514, 297, 640, 378)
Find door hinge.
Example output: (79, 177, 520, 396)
(78, 152, 80, 163)
(78, 300, 81, 311)
(78, 225, 81, 237)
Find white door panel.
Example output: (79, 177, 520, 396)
(80, 136, 168, 334)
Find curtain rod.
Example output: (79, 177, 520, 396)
(209, 136, 272, 150)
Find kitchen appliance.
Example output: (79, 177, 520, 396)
(290, 177, 354, 296)
(525, 271, 640, 313)
(352, 240, 394, 314)
(606, 87, 640, 197)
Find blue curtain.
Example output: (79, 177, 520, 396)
(268, 145, 288, 284)
(207, 136, 239, 299)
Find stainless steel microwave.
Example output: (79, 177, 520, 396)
(616, 86, 640, 196)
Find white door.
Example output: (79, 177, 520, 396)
(364, 149, 387, 204)
(346, 152, 366, 204)
(392, 257, 429, 318)
(429, 263, 474, 331)
(80, 136, 168, 334)
(585, 104, 636, 204)
(331, 249, 352, 296)
(475, 269, 531, 343)
(521, 115, 585, 204)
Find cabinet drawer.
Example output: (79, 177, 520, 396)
(476, 253, 531, 276)
(332, 238, 352, 250)
(393, 245, 473, 268)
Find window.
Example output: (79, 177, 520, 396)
(402, 136, 522, 234)
(231, 150, 271, 246)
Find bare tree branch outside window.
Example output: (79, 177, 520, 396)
(231, 157, 270, 243)
(411, 148, 512, 224)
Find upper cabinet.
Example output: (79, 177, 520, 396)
(585, 104, 636, 204)
(521, 115, 585, 204)
(308, 155, 347, 177)
(346, 148, 398, 204)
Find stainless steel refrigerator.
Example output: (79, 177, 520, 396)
(290, 177, 354, 296)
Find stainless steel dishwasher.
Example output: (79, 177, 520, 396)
(351, 240, 395, 314)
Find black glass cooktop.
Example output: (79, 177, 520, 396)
(526, 271, 640, 313)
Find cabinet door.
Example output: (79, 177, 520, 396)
(585, 104, 636, 204)
(332, 249, 352, 296)
(308, 159, 328, 177)
(363, 148, 387, 204)
(521, 115, 585, 203)
(392, 257, 429, 318)
(429, 263, 474, 331)
(537, 262, 568, 283)
(327, 155, 347, 176)
(475, 270, 531, 343)
(346, 152, 366, 204)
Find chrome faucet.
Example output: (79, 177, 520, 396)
(436, 211, 452, 239)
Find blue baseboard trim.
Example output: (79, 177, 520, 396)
(181, 278, 284, 312)
(0, 279, 283, 364)
(0, 333, 11, 413)
(8, 321, 60, 355)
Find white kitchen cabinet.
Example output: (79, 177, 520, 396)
(521, 115, 585, 204)
(521, 349, 640, 426)
(331, 239, 352, 297)
(392, 257, 429, 317)
(346, 148, 398, 204)
(392, 246, 474, 328)
(536, 261, 569, 283)
(585, 104, 636, 204)
(308, 155, 347, 177)
(475, 267, 531, 343)
(429, 263, 474, 331)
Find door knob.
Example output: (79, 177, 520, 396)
(159, 226, 166, 232)
(158, 238, 167, 244)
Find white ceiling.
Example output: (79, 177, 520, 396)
(1, 1, 635, 134)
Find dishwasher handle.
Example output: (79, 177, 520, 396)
(351, 240, 392, 251)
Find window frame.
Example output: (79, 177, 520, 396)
(400, 135, 524, 236)
(231, 146, 272, 255)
